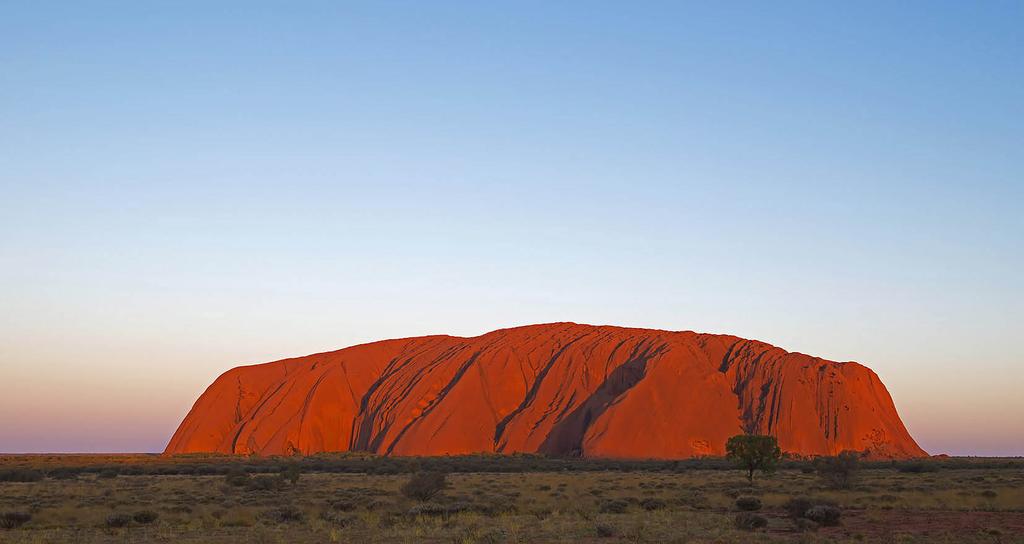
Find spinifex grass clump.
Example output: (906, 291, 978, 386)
(0, 512, 31, 530)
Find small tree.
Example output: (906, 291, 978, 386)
(726, 434, 782, 482)
(279, 464, 301, 485)
(813, 450, 861, 489)
(400, 471, 448, 502)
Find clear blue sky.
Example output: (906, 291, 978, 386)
(1, 2, 1021, 455)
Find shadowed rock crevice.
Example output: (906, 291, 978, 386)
(492, 332, 592, 451)
(537, 341, 668, 456)
(383, 350, 484, 455)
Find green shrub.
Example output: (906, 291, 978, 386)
(330, 499, 357, 512)
(734, 512, 767, 531)
(319, 510, 356, 527)
(639, 498, 666, 511)
(399, 471, 448, 502)
(407, 502, 470, 518)
(0, 512, 31, 529)
(280, 464, 301, 485)
(814, 451, 861, 489)
(259, 505, 304, 524)
(528, 506, 553, 520)
(784, 496, 841, 526)
(598, 499, 629, 514)
(804, 505, 841, 526)
(410, 503, 447, 517)
(897, 461, 938, 473)
(366, 498, 393, 511)
(132, 511, 158, 524)
(47, 468, 79, 480)
(224, 467, 250, 487)
(735, 496, 762, 511)
(783, 496, 815, 518)
(794, 518, 819, 532)
(596, 523, 615, 538)
(247, 474, 282, 492)
(466, 498, 516, 516)
(98, 468, 119, 479)
(105, 514, 132, 528)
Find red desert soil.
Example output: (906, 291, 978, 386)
(166, 323, 925, 459)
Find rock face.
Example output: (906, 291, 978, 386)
(165, 323, 925, 458)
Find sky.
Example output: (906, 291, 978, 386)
(1, 1, 1021, 456)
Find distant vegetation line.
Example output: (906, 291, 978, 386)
(0, 453, 1020, 480)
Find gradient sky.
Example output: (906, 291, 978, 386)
(1, 2, 1021, 456)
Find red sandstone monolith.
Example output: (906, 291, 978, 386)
(165, 323, 925, 458)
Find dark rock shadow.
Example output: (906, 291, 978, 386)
(537, 341, 668, 456)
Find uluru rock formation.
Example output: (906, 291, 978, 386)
(166, 323, 925, 459)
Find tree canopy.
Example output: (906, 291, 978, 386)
(726, 434, 782, 482)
